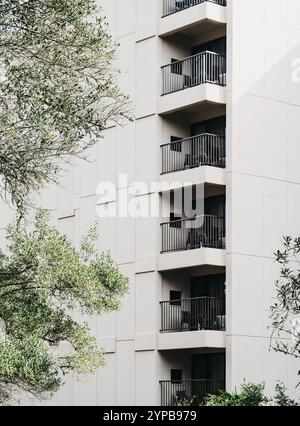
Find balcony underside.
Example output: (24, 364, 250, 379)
(159, 83, 226, 116)
(158, 247, 225, 272)
(160, 1, 227, 38)
(158, 330, 226, 351)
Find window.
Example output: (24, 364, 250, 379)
(171, 58, 182, 75)
(170, 290, 182, 306)
(171, 369, 183, 384)
(192, 37, 226, 56)
(170, 136, 182, 153)
(191, 116, 226, 138)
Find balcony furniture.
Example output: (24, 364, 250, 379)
(186, 226, 207, 250)
(218, 156, 226, 168)
(219, 73, 226, 85)
(181, 311, 192, 330)
(184, 152, 208, 168)
(216, 314, 226, 330)
(183, 74, 192, 87)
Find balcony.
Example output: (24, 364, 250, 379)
(161, 133, 226, 174)
(160, 379, 225, 406)
(162, 51, 226, 96)
(162, 0, 227, 18)
(160, 296, 225, 333)
(161, 215, 225, 253)
(160, 0, 226, 39)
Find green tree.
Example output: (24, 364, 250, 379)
(0, 209, 128, 403)
(204, 382, 268, 407)
(0, 0, 130, 206)
(271, 237, 300, 373)
(0, 0, 130, 404)
(203, 382, 298, 407)
(174, 382, 299, 407)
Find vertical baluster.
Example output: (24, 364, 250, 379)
(208, 51, 209, 83)
(166, 302, 168, 332)
(215, 53, 217, 83)
(201, 53, 203, 84)
(209, 134, 212, 166)
(204, 134, 206, 166)
(213, 134, 215, 166)
(165, 302, 168, 332)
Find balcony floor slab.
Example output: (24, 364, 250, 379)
(159, 166, 225, 191)
(158, 330, 226, 351)
(159, 83, 226, 116)
(158, 247, 226, 272)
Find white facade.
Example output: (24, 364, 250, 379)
(2, 0, 300, 406)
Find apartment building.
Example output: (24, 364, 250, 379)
(2, 0, 300, 406)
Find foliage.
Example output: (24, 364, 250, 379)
(0, 209, 128, 404)
(201, 382, 298, 407)
(173, 382, 299, 407)
(273, 383, 299, 407)
(0, 0, 130, 206)
(204, 382, 268, 407)
(175, 396, 196, 406)
(271, 237, 300, 375)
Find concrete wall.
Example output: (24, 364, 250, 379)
(226, 0, 300, 397)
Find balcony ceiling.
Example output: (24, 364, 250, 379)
(163, 19, 225, 39)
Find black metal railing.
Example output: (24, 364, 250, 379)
(161, 133, 226, 174)
(162, 51, 226, 95)
(161, 215, 225, 253)
(160, 297, 225, 332)
(160, 379, 225, 406)
(163, 0, 227, 17)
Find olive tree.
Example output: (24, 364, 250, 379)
(0, 0, 130, 404)
(0, 0, 130, 206)
(0, 210, 128, 403)
(271, 237, 300, 379)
